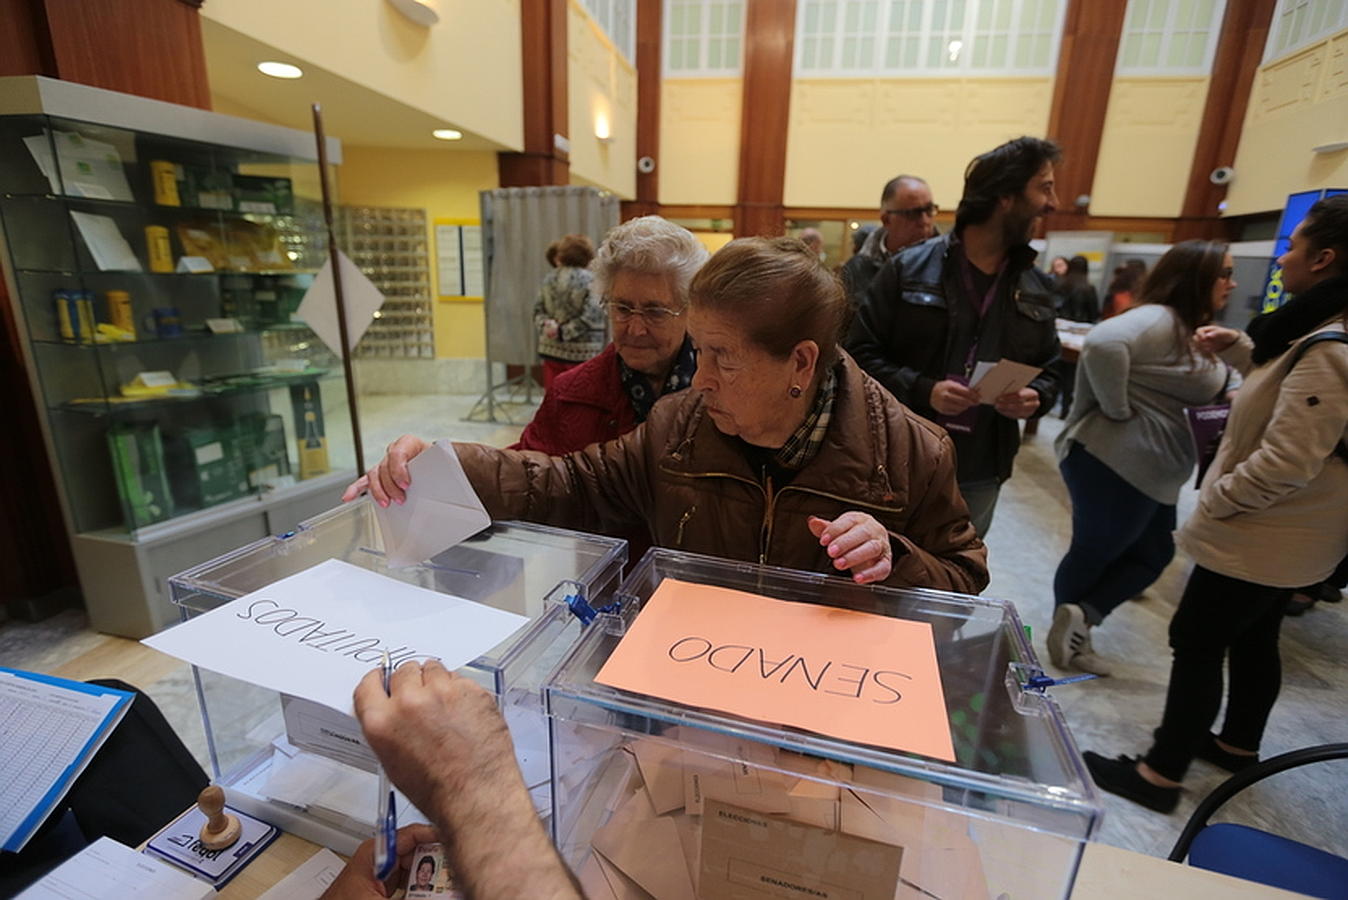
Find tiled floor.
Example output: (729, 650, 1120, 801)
(4, 392, 1345, 865)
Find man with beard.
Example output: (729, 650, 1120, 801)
(846, 137, 1063, 536)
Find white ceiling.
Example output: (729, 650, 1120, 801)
(201, 18, 506, 153)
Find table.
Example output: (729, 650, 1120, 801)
(218, 829, 1314, 899)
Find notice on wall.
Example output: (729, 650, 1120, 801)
(595, 579, 955, 761)
(435, 221, 484, 298)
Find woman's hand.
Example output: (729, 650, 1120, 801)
(1194, 325, 1240, 355)
(340, 435, 430, 507)
(319, 823, 440, 899)
(542, 318, 560, 340)
(808, 513, 893, 584)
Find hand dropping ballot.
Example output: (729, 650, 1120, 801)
(373, 441, 491, 568)
(143, 559, 527, 715)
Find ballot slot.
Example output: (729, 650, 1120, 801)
(167, 498, 626, 855)
(544, 548, 1101, 900)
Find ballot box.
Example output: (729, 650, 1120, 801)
(545, 549, 1103, 900)
(168, 498, 625, 854)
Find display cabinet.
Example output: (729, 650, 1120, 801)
(0, 76, 355, 637)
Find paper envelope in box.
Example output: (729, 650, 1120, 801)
(374, 441, 491, 567)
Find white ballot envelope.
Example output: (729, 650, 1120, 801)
(969, 359, 1042, 404)
(373, 441, 491, 568)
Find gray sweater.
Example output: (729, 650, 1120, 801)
(1056, 304, 1234, 504)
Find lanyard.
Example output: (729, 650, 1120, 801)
(957, 249, 1008, 377)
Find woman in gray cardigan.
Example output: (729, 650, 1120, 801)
(1047, 241, 1237, 675)
(1084, 195, 1348, 813)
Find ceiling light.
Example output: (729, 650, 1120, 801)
(257, 61, 303, 79)
(946, 40, 963, 62)
(432, 128, 463, 141)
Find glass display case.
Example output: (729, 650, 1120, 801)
(168, 498, 626, 854)
(546, 549, 1103, 900)
(0, 76, 356, 637)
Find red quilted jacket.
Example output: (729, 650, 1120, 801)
(512, 344, 635, 455)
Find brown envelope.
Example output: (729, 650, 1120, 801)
(593, 814, 697, 900)
(594, 852, 654, 900)
(631, 739, 687, 815)
(683, 746, 793, 816)
(839, 790, 989, 900)
(699, 799, 902, 900)
(578, 853, 622, 900)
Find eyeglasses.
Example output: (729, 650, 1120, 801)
(883, 203, 939, 220)
(604, 299, 686, 324)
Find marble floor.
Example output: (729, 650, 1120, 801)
(3, 392, 1345, 868)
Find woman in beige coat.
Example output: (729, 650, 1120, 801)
(1084, 195, 1348, 813)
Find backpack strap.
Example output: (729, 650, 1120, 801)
(1286, 331, 1348, 464)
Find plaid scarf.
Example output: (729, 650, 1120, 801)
(618, 335, 698, 423)
(774, 367, 837, 470)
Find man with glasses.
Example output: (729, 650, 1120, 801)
(841, 174, 937, 307)
(846, 137, 1063, 537)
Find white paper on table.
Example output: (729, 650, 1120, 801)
(15, 837, 215, 900)
(969, 358, 1042, 404)
(142, 558, 528, 715)
(373, 441, 491, 568)
(69, 211, 142, 272)
(256, 848, 345, 900)
(296, 249, 385, 353)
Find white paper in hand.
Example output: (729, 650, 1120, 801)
(296, 249, 385, 353)
(143, 559, 527, 714)
(374, 441, 491, 568)
(969, 358, 1042, 404)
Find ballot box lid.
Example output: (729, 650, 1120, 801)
(546, 547, 1101, 838)
(167, 498, 627, 680)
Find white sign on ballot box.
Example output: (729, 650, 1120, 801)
(143, 559, 529, 715)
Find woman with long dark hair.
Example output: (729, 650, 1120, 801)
(1084, 196, 1348, 811)
(1047, 240, 1237, 675)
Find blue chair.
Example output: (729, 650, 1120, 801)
(1168, 743, 1348, 899)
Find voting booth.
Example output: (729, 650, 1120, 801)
(167, 499, 625, 853)
(545, 549, 1103, 900)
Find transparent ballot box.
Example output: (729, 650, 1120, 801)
(545, 549, 1102, 900)
(168, 498, 625, 853)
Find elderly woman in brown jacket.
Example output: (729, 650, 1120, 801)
(346, 237, 987, 592)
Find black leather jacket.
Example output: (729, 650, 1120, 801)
(844, 232, 1061, 482)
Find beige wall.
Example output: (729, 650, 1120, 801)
(341, 146, 499, 358)
(567, 0, 637, 198)
(201, 0, 523, 152)
(783, 78, 1053, 210)
(659, 79, 742, 205)
(1089, 77, 1210, 218)
(1226, 28, 1348, 217)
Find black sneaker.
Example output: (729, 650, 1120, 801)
(1083, 751, 1180, 813)
(1196, 733, 1260, 773)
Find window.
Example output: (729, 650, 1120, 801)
(1116, 0, 1228, 76)
(796, 0, 1066, 77)
(664, 0, 746, 76)
(1264, 0, 1348, 62)
(582, 0, 636, 63)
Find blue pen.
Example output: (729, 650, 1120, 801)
(372, 651, 397, 881)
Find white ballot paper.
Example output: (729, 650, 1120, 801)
(17, 837, 214, 900)
(296, 249, 385, 354)
(969, 358, 1042, 404)
(374, 441, 491, 568)
(143, 559, 528, 715)
(69, 211, 142, 272)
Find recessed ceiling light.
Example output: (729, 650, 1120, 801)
(257, 61, 303, 79)
(432, 128, 463, 141)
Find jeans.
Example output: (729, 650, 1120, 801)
(958, 478, 1001, 538)
(1054, 442, 1176, 625)
(1143, 566, 1290, 782)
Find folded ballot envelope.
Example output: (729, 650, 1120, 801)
(374, 440, 491, 568)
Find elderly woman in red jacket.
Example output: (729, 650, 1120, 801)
(514, 216, 709, 454)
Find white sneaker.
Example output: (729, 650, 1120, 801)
(1048, 604, 1089, 668)
(1069, 649, 1113, 677)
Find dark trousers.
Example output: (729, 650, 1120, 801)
(1144, 566, 1290, 782)
(1054, 443, 1176, 625)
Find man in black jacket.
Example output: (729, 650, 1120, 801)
(845, 137, 1063, 536)
(840, 174, 936, 308)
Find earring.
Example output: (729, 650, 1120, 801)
(789, 385, 802, 398)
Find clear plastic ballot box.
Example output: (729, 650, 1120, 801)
(167, 499, 625, 853)
(544, 549, 1103, 900)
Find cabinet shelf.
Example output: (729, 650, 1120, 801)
(32, 323, 314, 350)
(3, 191, 302, 220)
(53, 369, 335, 417)
(16, 266, 318, 279)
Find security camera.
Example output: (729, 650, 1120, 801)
(1209, 166, 1235, 186)
(637, 156, 656, 174)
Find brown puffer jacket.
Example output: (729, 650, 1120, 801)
(455, 353, 988, 593)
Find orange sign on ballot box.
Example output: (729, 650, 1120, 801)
(595, 578, 956, 762)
